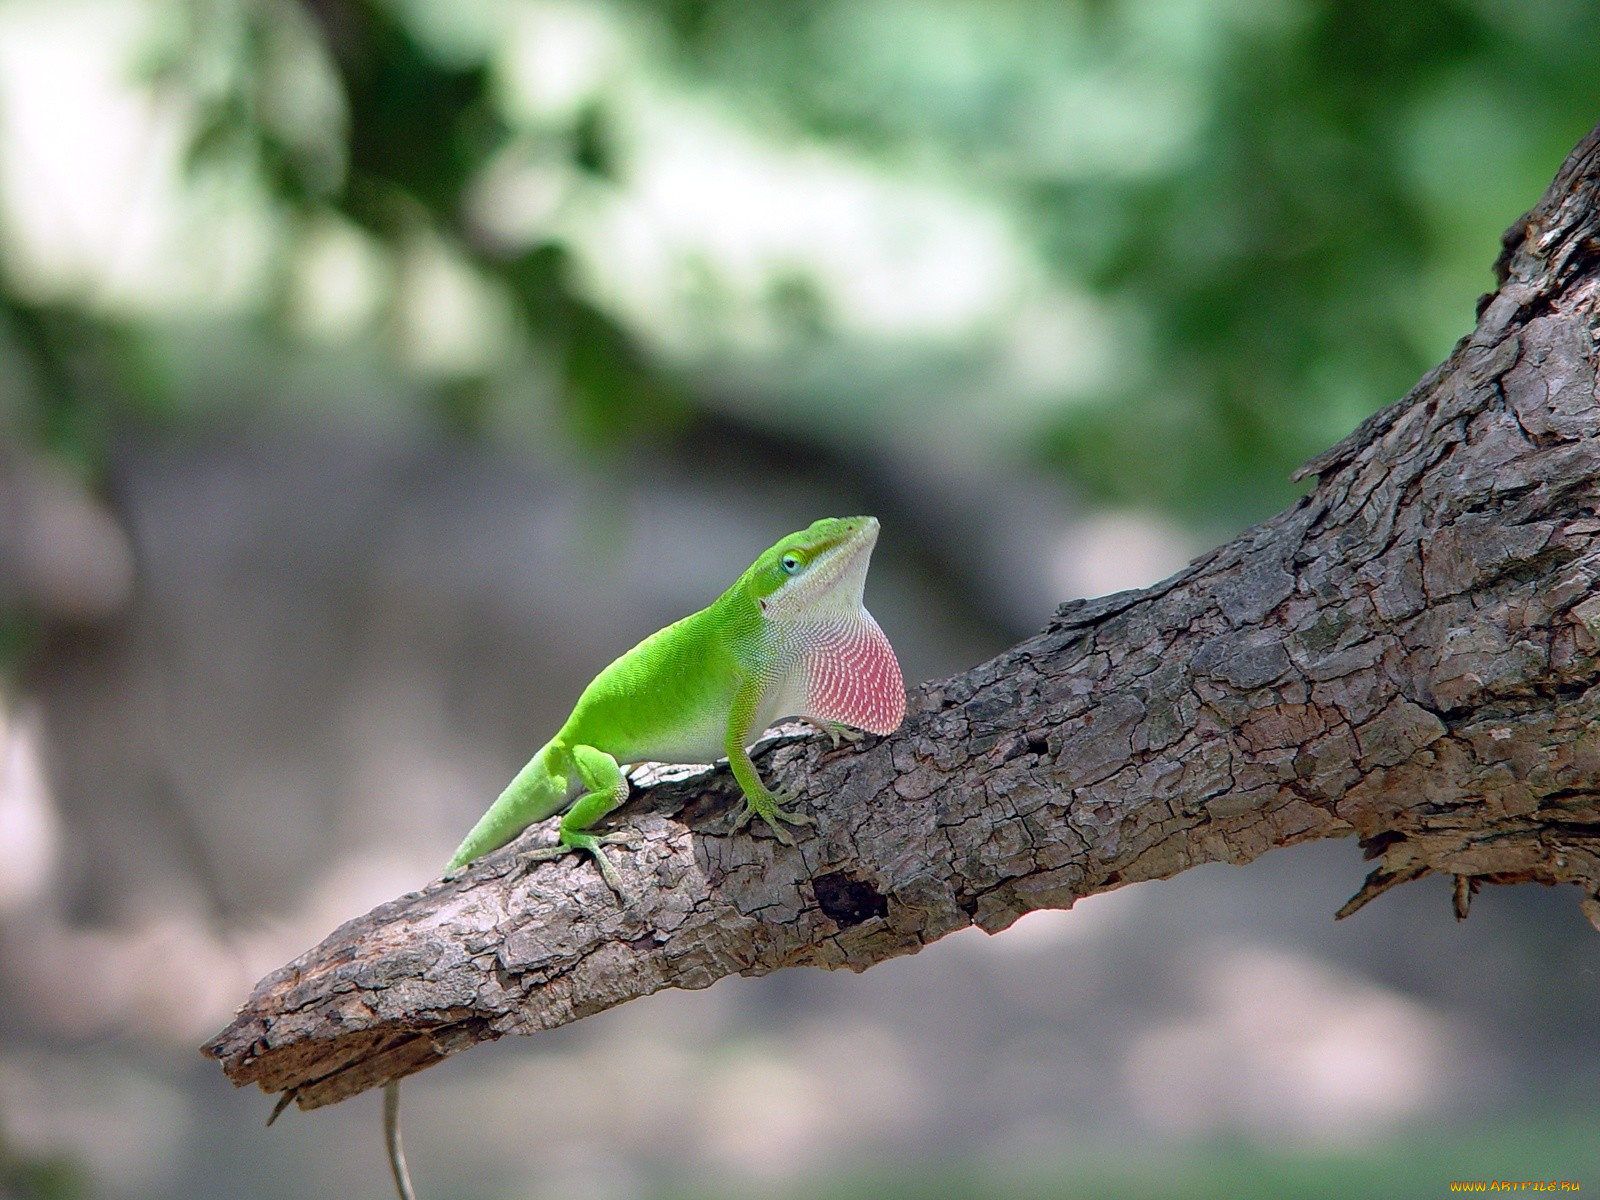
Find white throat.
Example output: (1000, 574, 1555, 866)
(763, 525, 877, 624)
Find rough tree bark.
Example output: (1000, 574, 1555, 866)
(205, 123, 1600, 1114)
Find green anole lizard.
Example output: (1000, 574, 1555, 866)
(443, 513, 904, 886)
(383, 515, 905, 1199)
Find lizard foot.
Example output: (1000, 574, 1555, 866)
(730, 792, 816, 845)
(804, 719, 865, 749)
(517, 831, 633, 899)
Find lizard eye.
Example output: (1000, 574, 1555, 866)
(780, 553, 803, 575)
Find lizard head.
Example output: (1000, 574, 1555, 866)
(748, 516, 882, 621)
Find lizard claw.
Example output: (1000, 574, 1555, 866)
(731, 791, 815, 844)
(804, 719, 865, 749)
(512, 845, 562, 879)
(516, 833, 628, 900)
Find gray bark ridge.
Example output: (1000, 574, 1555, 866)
(204, 122, 1600, 1113)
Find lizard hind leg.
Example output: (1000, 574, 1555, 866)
(518, 743, 635, 897)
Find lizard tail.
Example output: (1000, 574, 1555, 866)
(384, 1080, 418, 1200)
(446, 740, 568, 871)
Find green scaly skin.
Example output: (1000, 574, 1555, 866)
(443, 515, 904, 894)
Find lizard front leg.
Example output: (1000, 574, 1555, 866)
(725, 680, 816, 844)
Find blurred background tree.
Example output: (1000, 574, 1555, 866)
(2, 1, 1599, 1197)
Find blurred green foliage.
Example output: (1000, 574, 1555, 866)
(639, 0, 1600, 518)
(2, 0, 1598, 522)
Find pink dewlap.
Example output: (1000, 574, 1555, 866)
(800, 615, 906, 735)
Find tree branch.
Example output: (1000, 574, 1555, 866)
(204, 122, 1600, 1113)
